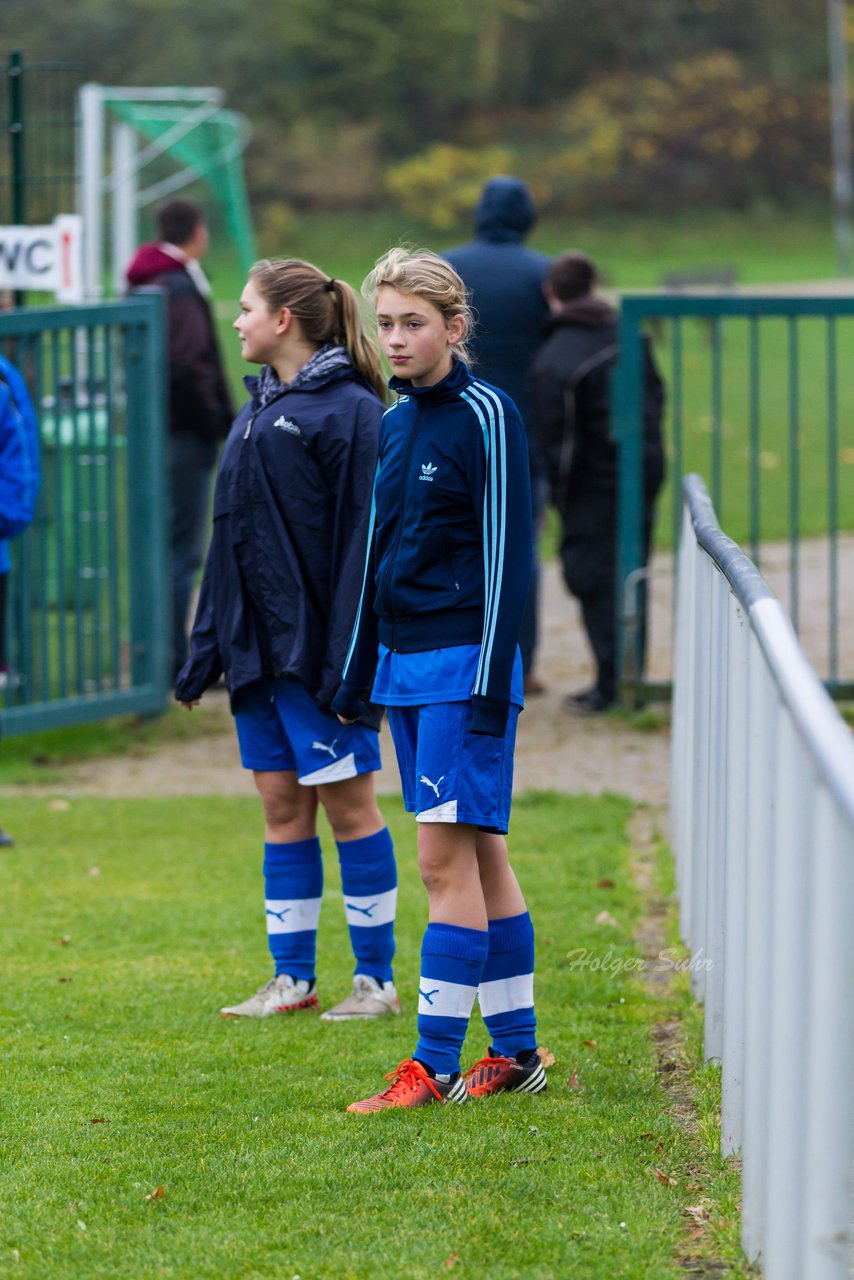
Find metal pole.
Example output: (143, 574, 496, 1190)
(9, 50, 25, 307)
(111, 122, 137, 297)
(78, 82, 105, 300)
(828, 0, 853, 276)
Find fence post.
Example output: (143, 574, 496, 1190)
(702, 567, 727, 1059)
(614, 301, 644, 707)
(720, 596, 749, 1156)
(763, 708, 811, 1275)
(122, 293, 168, 698)
(8, 50, 25, 307)
(740, 650, 778, 1264)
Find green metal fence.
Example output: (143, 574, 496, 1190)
(614, 293, 854, 705)
(0, 293, 169, 734)
(2, 52, 81, 227)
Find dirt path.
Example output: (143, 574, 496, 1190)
(10, 533, 849, 807)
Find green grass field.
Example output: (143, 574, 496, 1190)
(0, 793, 750, 1279)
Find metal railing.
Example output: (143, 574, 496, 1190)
(0, 294, 169, 734)
(614, 294, 854, 705)
(670, 474, 854, 1279)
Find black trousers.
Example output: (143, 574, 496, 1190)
(559, 504, 654, 703)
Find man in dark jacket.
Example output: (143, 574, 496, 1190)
(444, 177, 550, 694)
(125, 198, 234, 679)
(530, 251, 665, 712)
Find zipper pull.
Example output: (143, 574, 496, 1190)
(243, 415, 254, 440)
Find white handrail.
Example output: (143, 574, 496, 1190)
(671, 476, 854, 1279)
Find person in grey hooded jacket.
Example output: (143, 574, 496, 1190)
(444, 177, 551, 693)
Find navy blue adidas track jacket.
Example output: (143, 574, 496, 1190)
(175, 363, 384, 723)
(332, 359, 533, 737)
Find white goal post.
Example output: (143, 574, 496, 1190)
(78, 84, 254, 299)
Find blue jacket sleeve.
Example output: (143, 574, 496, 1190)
(174, 537, 223, 700)
(331, 461, 381, 722)
(464, 388, 533, 735)
(0, 360, 40, 541)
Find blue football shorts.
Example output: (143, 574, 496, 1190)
(386, 700, 520, 834)
(233, 677, 381, 785)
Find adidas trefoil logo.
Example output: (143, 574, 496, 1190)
(419, 461, 437, 482)
(274, 416, 301, 435)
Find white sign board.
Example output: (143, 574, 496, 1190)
(0, 215, 84, 303)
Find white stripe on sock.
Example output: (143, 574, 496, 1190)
(417, 976, 478, 1019)
(343, 886, 397, 927)
(265, 896, 323, 934)
(477, 972, 534, 1018)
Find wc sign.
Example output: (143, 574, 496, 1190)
(0, 215, 83, 303)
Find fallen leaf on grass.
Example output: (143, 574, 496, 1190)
(639, 1132, 656, 1141)
(565, 1063, 585, 1090)
(58, 977, 73, 984)
(58, 936, 72, 946)
(89, 1117, 107, 1125)
(596, 878, 616, 889)
(49, 799, 70, 812)
(684, 1203, 710, 1226)
(653, 1167, 677, 1186)
(145, 1186, 166, 1202)
(582, 1039, 597, 1051)
(595, 910, 618, 927)
(443, 1253, 460, 1269)
(537, 1045, 556, 1069)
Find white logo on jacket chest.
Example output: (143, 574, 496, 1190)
(419, 461, 437, 482)
(274, 416, 301, 435)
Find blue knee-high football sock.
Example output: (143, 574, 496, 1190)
(478, 911, 538, 1059)
(263, 838, 323, 983)
(415, 922, 489, 1077)
(336, 827, 397, 983)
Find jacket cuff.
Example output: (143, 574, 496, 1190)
(470, 694, 509, 737)
(331, 684, 368, 722)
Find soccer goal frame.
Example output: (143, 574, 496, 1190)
(78, 84, 256, 299)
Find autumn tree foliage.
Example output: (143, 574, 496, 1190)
(4, 0, 836, 225)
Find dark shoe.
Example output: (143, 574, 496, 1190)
(564, 688, 613, 715)
(464, 1049, 547, 1098)
(0, 829, 14, 847)
(523, 673, 547, 696)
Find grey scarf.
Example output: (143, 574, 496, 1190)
(256, 344, 351, 409)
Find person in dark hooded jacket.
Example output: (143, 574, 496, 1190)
(176, 257, 401, 1026)
(530, 251, 665, 713)
(444, 177, 551, 694)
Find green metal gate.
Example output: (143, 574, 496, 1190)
(0, 293, 169, 734)
(614, 293, 854, 705)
